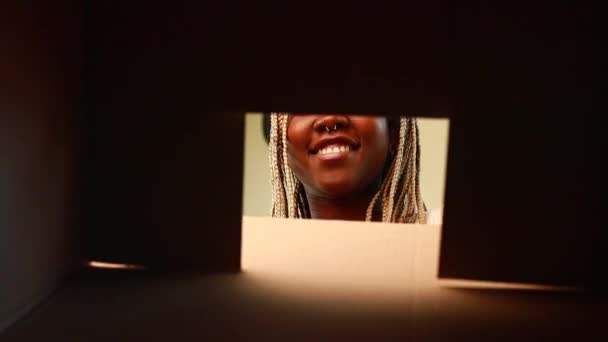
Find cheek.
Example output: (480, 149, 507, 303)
(285, 119, 311, 178)
(286, 141, 303, 169)
(356, 118, 390, 154)
(286, 117, 312, 150)
(286, 143, 314, 191)
(357, 118, 391, 178)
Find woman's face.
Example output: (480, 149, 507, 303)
(286, 114, 391, 199)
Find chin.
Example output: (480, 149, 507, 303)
(315, 181, 361, 199)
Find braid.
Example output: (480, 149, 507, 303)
(280, 114, 301, 217)
(414, 121, 425, 223)
(393, 120, 414, 221)
(270, 113, 425, 223)
(385, 117, 407, 221)
(269, 113, 286, 217)
(269, 112, 303, 218)
(279, 115, 293, 216)
(364, 117, 425, 223)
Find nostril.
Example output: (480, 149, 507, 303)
(334, 122, 346, 130)
(317, 122, 348, 133)
(313, 115, 350, 133)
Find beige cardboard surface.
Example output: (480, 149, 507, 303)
(3, 217, 599, 340)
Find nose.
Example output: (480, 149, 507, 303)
(313, 115, 350, 133)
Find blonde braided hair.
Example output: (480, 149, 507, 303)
(269, 113, 425, 223)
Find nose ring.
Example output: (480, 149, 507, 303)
(324, 124, 340, 132)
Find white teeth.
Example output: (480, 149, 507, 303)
(318, 145, 350, 155)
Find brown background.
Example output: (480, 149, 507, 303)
(0, 1, 604, 339)
(0, 1, 81, 330)
(0, 3, 603, 321)
(83, 2, 604, 288)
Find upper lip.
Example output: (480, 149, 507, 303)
(309, 135, 359, 154)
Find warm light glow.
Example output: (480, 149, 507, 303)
(241, 216, 443, 299)
(241, 216, 581, 298)
(87, 261, 146, 270)
(437, 278, 581, 292)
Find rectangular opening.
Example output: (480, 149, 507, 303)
(240, 112, 451, 290)
(239, 113, 582, 293)
(242, 113, 450, 222)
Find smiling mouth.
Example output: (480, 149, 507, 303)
(311, 144, 360, 157)
(318, 144, 351, 155)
